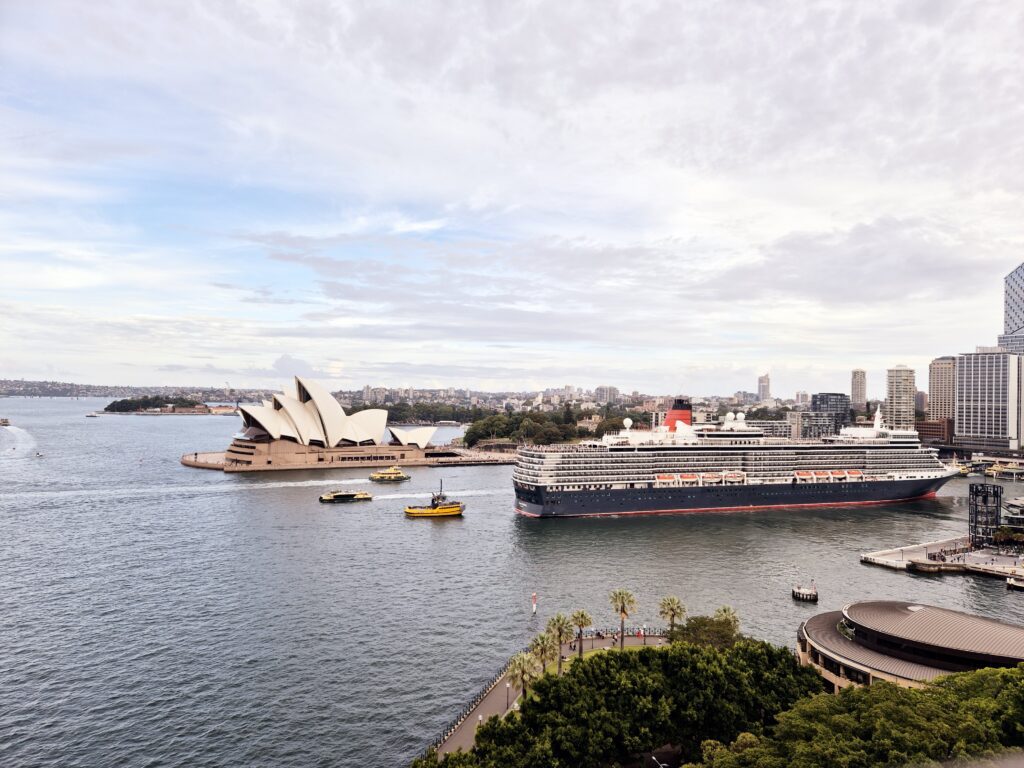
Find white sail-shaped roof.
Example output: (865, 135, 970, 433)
(273, 393, 326, 446)
(239, 404, 298, 440)
(345, 409, 388, 444)
(295, 377, 349, 447)
(239, 378, 401, 448)
(390, 426, 437, 449)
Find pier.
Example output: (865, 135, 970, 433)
(861, 536, 1024, 579)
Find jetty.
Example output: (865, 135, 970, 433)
(861, 536, 1024, 580)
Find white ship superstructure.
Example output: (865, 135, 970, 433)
(513, 409, 957, 518)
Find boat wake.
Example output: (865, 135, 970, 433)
(372, 489, 508, 501)
(0, 426, 38, 458)
(1, 476, 373, 503)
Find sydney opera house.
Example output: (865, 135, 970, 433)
(181, 376, 477, 472)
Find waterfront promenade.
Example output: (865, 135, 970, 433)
(180, 447, 514, 471)
(862, 536, 1024, 579)
(436, 633, 666, 758)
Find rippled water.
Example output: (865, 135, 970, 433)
(2, 398, 1022, 767)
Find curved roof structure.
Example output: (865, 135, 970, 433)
(842, 600, 1024, 663)
(390, 426, 438, 449)
(238, 377, 422, 448)
(802, 610, 947, 683)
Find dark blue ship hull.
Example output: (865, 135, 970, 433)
(513, 475, 955, 518)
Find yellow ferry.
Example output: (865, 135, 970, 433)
(405, 481, 464, 518)
(369, 466, 410, 482)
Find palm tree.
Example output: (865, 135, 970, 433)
(530, 631, 559, 674)
(570, 608, 593, 660)
(658, 596, 686, 635)
(609, 588, 638, 651)
(506, 652, 540, 702)
(714, 605, 740, 633)
(546, 613, 574, 675)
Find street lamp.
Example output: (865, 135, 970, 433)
(506, 681, 511, 708)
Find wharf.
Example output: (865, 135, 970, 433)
(861, 536, 1024, 580)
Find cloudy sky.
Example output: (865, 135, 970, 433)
(2, 0, 1022, 397)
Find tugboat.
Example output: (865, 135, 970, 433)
(792, 581, 819, 602)
(369, 466, 410, 483)
(319, 490, 373, 504)
(405, 481, 464, 518)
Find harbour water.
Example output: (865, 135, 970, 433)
(2, 397, 1023, 766)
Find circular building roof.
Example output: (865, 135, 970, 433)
(842, 601, 1024, 663)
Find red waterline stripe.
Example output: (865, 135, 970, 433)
(514, 491, 938, 518)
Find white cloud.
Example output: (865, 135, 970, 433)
(1, 0, 1023, 392)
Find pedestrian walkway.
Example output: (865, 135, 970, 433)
(438, 633, 666, 757)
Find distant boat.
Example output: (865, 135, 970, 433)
(1008, 577, 1024, 592)
(436, 420, 460, 427)
(792, 583, 818, 602)
(405, 481, 464, 518)
(85, 412, 99, 418)
(0, 417, 9, 427)
(370, 466, 410, 483)
(319, 490, 372, 504)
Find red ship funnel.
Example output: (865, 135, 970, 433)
(665, 397, 692, 430)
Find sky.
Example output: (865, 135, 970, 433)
(1, 0, 1023, 398)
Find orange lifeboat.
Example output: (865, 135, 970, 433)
(702, 473, 724, 484)
(795, 471, 813, 481)
(830, 470, 847, 479)
(813, 471, 831, 480)
(724, 472, 745, 483)
(679, 473, 699, 484)
(847, 469, 864, 480)
(656, 474, 676, 482)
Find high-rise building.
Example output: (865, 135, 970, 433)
(998, 263, 1024, 354)
(885, 365, 916, 430)
(955, 348, 1023, 451)
(757, 373, 771, 401)
(594, 385, 619, 405)
(927, 357, 956, 420)
(811, 392, 851, 433)
(786, 411, 837, 439)
(915, 390, 928, 413)
(795, 390, 809, 406)
(851, 369, 867, 410)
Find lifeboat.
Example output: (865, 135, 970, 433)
(679, 473, 699, 485)
(724, 472, 745, 484)
(847, 469, 864, 480)
(701, 473, 724, 484)
(813, 471, 831, 480)
(794, 471, 813, 482)
(656, 474, 676, 482)
(830, 470, 847, 480)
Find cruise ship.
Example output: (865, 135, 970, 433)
(513, 403, 957, 518)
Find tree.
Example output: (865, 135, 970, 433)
(714, 606, 740, 634)
(530, 631, 559, 674)
(609, 588, 638, 651)
(506, 652, 540, 701)
(671, 614, 743, 650)
(570, 609, 593, 660)
(659, 596, 686, 634)
(546, 614, 574, 675)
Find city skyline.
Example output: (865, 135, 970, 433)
(2, 2, 1022, 393)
